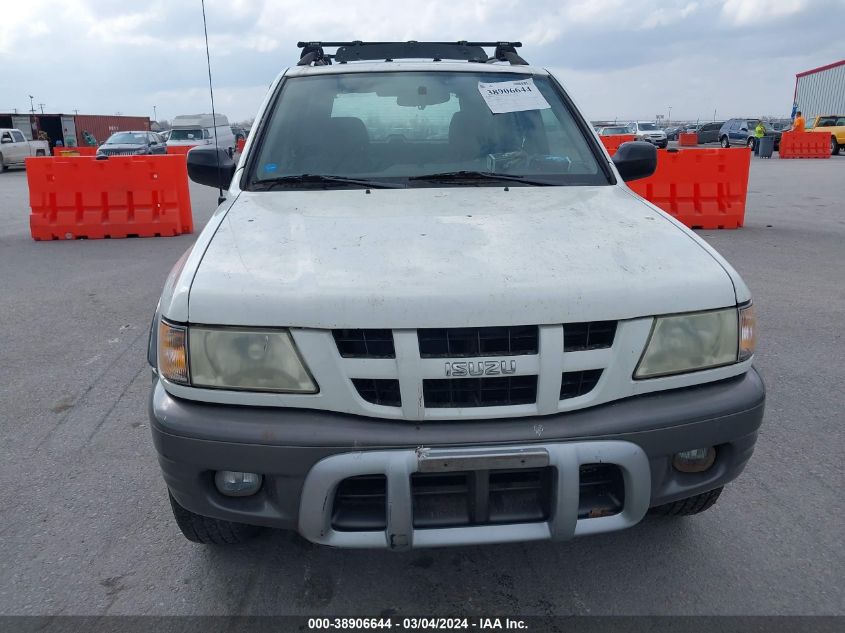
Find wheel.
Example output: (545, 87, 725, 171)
(168, 491, 262, 544)
(0, 153, 7, 171)
(832, 137, 840, 156)
(720, 136, 729, 148)
(649, 486, 723, 516)
(746, 137, 755, 149)
(35, 150, 45, 157)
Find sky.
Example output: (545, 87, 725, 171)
(1, 0, 843, 124)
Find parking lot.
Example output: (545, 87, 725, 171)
(1, 154, 843, 616)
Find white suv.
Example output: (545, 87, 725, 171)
(148, 42, 764, 549)
(630, 121, 668, 148)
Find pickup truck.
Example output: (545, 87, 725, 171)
(807, 115, 845, 155)
(148, 41, 764, 549)
(0, 129, 49, 171)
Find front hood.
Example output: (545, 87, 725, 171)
(187, 186, 736, 328)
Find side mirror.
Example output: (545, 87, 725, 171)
(187, 145, 236, 189)
(612, 141, 657, 182)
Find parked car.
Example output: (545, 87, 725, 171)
(629, 121, 668, 148)
(808, 115, 845, 155)
(597, 125, 633, 136)
(719, 119, 781, 150)
(168, 113, 236, 154)
(768, 119, 792, 132)
(148, 41, 763, 549)
(96, 131, 167, 157)
(0, 128, 49, 170)
(231, 126, 247, 142)
(692, 121, 725, 144)
(664, 126, 685, 141)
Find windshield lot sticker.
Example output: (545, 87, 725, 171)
(478, 79, 551, 114)
(263, 163, 278, 173)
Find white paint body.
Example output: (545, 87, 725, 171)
(166, 114, 235, 152)
(0, 129, 49, 167)
(156, 62, 753, 419)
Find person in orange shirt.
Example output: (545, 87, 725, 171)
(792, 110, 806, 133)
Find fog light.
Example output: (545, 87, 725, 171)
(214, 471, 263, 497)
(672, 447, 716, 473)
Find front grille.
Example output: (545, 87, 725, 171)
(331, 475, 387, 531)
(423, 376, 537, 408)
(418, 326, 538, 358)
(333, 329, 395, 358)
(99, 149, 140, 156)
(330, 465, 625, 532)
(352, 378, 401, 407)
(563, 321, 617, 352)
(412, 467, 553, 528)
(560, 369, 603, 400)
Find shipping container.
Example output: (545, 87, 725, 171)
(73, 115, 150, 147)
(794, 60, 845, 123)
(0, 113, 150, 146)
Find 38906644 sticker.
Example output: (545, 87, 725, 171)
(477, 78, 552, 114)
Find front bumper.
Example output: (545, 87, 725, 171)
(149, 369, 765, 549)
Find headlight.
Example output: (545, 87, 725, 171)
(157, 321, 317, 392)
(189, 326, 317, 392)
(635, 307, 741, 379)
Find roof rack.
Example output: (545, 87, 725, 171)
(296, 41, 528, 67)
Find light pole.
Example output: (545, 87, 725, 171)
(29, 95, 35, 114)
(153, 105, 157, 122)
(668, 106, 672, 126)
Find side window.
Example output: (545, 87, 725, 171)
(728, 120, 739, 131)
(1, 132, 13, 142)
(11, 131, 26, 142)
(739, 121, 749, 131)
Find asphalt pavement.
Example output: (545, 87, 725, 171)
(0, 154, 843, 616)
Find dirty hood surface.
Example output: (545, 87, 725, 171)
(188, 186, 736, 328)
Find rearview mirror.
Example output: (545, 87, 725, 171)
(187, 146, 236, 189)
(612, 141, 657, 182)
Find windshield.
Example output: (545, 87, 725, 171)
(170, 129, 204, 141)
(636, 122, 658, 131)
(250, 71, 606, 188)
(106, 132, 147, 144)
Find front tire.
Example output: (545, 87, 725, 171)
(832, 137, 840, 156)
(649, 486, 723, 516)
(720, 136, 729, 148)
(168, 492, 262, 544)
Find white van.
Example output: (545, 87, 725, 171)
(167, 114, 235, 153)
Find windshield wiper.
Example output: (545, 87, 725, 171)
(250, 174, 403, 190)
(407, 170, 554, 186)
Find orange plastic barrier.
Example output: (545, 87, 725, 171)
(236, 137, 246, 153)
(166, 145, 197, 155)
(628, 148, 751, 229)
(678, 132, 698, 147)
(599, 134, 636, 156)
(27, 155, 193, 240)
(53, 147, 97, 156)
(778, 132, 829, 159)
